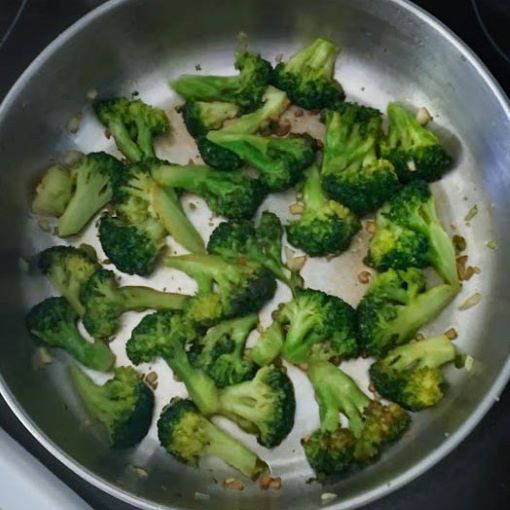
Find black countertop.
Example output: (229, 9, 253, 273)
(0, 1, 508, 509)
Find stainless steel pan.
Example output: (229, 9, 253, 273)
(0, 0, 509, 509)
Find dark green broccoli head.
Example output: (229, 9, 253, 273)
(321, 106, 399, 215)
(197, 137, 243, 171)
(57, 152, 124, 237)
(369, 334, 456, 411)
(171, 52, 273, 110)
(381, 103, 453, 183)
(301, 428, 356, 478)
(38, 244, 99, 315)
(273, 37, 345, 110)
(95, 97, 169, 162)
(274, 288, 358, 364)
(357, 268, 457, 357)
(182, 100, 240, 138)
(26, 297, 114, 371)
(189, 314, 259, 388)
(286, 163, 360, 257)
(219, 365, 296, 447)
(158, 398, 268, 479)
(71, 365, 154, 448)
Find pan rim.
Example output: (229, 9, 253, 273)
(0, 0, 509, 508)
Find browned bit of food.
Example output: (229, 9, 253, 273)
(294, 108, 305, 118)
(365, 220, 376, 234)
(458, 293, 481, 311)
(452, 234, 466, 254)
(444, 327, 458, 340)
(223, 478, 245, 491)
(358, 270, 372, 284)
(275, 119, 291, 137)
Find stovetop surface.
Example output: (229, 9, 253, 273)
(0, 1, 508, 509)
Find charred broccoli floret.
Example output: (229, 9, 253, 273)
(286, 164, 360, 256)
(357, 268, 457, 357)
(80, 268, 188, 340)
(171, 51, 274, 110)
(151, 162, 267, 220)
(31, 164, 72, 217)
(127, 312, 295, 447)
(369, 334, 457, 411)
(95, 97, 170, 162)
(321, 105, 399, 215)
(38, 244, 100, 315)
(273, 37, 345, 110)
(381, 103, 453, 183)
(158, 398, 268, 479)
(181, 100, 240, 138)
(71, 365, 154, 448)
(188, 314, 259, 388)
(56, 153, 124, 237)
(206, 132, 316, 191)
(207, 211, 303, 293)
(164, 254, 276, 326)
(366, 180, 459, 286)
(26, 297, 114, 371)
(302, 361, 410, 477)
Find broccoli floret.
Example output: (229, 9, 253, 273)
(207, 211, 303, 293)
(273, 37, 345, 110)
(158, 398, 268, 479)
(80, 268, 189, 340)
(303, 361, 410, 476)
(164, 254, 276, 326)
(274, 289, 358, 364)
(366, 180, 459, 286)
(100, 160, 205, 275)
(206, 132, 316, 191)
(381, 103, 453, 183)
(369, 334, 457, 411)
(57, 152, 124, 237)
(171, 51, 274, 110)
(196, 137, 244, 171)
(71, 365, 154, 448)
(286, 164, 360, 256)
(321, 106, 399, 215)
(26, 297, 114, 371)
(95, 97, 170, 162)
(188, 314, 259, 388)
(357, 268, 458, 357)
(127, 311, 296, 447)
(151, 162, 267, 220)
(182, 100, 240, 138)
(38, 244, 100, 315)
(31, 165, 72, 217)
(250, 321, 284, 366)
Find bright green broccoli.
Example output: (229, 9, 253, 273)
(171, 51, 274, 110)
(151, 162, 267, 220)
(80, 268, 189, 340)
(251, 289, 358, 366)
(26, 297, 114, 371)
(38, 244, 100, 315)
(286, 163, 361, 256)
(158, 398, 268, 479)
(250, 321, 284, 367)
(366, 180, 459, 286)
(31, 164, 72, 217)
(321, 105, 399, 215)
(207, 211, 303, 293)
(71, 365, 154, 448)
(57, 152, 124, 237)
(381, 103, 453, 183)
(95, 97, 170, 162)
(206, 132, 316, 191)
(357, 268, 458, 357)
(127, 311, 295, 447)
(181, 100, 240, 138)
(273, 37, 345, 110)
(164, 254, 276, 326)
(302, 361, 410, 477)
(369, 334, 457, 411)
(99, 160, 205, 275)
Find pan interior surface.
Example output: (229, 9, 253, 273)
(0, 1, 509, 509)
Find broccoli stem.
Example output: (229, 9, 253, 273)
(250, 322, 284, 366)
(284, 38, 338, 77)
(151, 185, 206, 254)
(108, 120, 143, 162)
(172, 76, 241, 102)
(212, 314, 258, 354)
(151, 163, 211, 191)
(201, 419, 267, 479)
(308, 361, 369, 437)
(218, 380, 260, 423)
(282, 311, 321, 363)
(134, 117, 156, 160)
(120, 287, 189, 311)
(302, 164, 327, 211)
